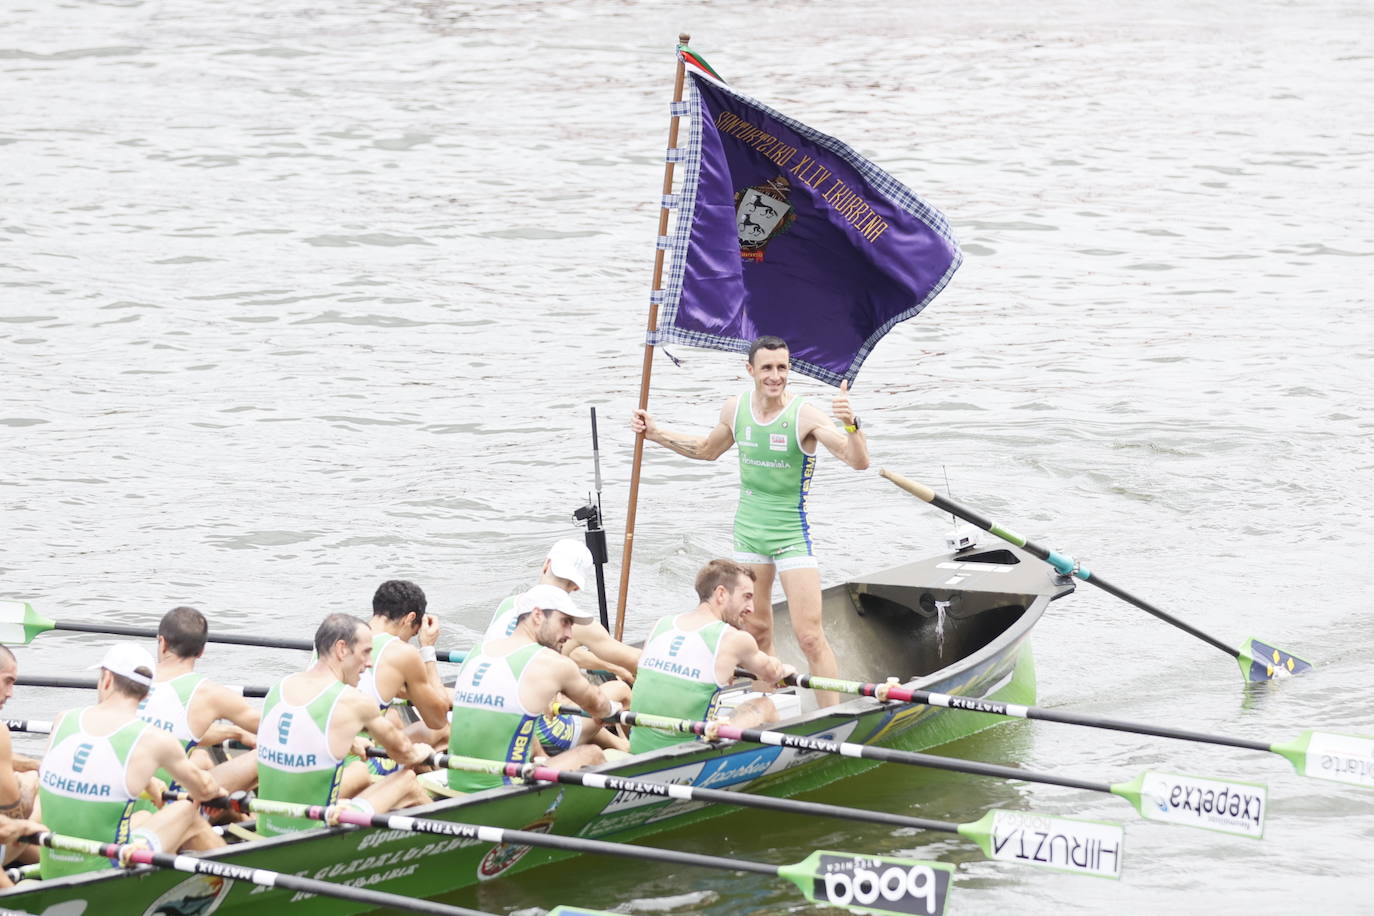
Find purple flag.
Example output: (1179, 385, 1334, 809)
(655, 52, 962, 387)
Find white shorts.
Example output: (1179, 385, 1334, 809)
(733, 550, 819, 574)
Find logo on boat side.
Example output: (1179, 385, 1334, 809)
(735, 176, 796, 262)
(694, 747, 781, 789)
(140, 874, 231, 916)
(476, 791, 565, 881)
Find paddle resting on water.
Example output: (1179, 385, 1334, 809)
(878, 468, 1311, 682)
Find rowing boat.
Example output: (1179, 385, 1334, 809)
(0, 542, 1070, 915)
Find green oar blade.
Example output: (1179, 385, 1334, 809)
(0, 600, 56, 645)
(1238, 637, 1313, 682)
(1271, 730, 1374, 789)
(1112, 770, 1266, 838)
(779, 850, 954, 915)
(958, 809, 1124, 879)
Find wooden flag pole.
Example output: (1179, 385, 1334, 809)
(614, 33, 691, 640)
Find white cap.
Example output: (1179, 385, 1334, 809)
(516, 584, 594, 625)
(87, 642, 155, 687)
(546, 539, 594, 591)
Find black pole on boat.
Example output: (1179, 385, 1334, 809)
(573, 406, 611, 630)
(879, 468, 1312, 683)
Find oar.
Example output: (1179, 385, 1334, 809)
(592, 708, 1267, 839)
(362, 748, 1123, 877)
(878, 468, 1311, 682)
(25, 830, 500, 916)
(212, 793, 959, 915)
(792, 673, 1374, 791)
(0, 599, 466, 662)
(14, 675, 271, 698)
(4, 718, 53, 734)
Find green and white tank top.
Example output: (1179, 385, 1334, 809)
(629, 615, 729, 755)
(136, 672, 207, 791)
(256, 676, 348, 837)
(357, 632, 400, 709)
(38, 710, 151, 878)
(733, 391, 817, 507)
(483, 595, 519, 642)
(446, 642, 543, 793)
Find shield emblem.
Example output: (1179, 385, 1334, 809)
(734, 175, 797, 261)
(736, 191, 791, 243)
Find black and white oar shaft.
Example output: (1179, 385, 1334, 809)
(616, 710, 1111, 793)
(25, 832, 497, 916)
(15, 675, 270, 698)
(792, 674, 1272, 754)
(878, 468, 1311, 682)
(241, 796, 955, 914)
(615, 710, 1268, 837)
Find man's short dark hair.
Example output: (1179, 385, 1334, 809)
(315, 613, 368, 658)
(694, 558, 756, 602)
(110, 670, 152, 701)
(159, 606, 208, 659)
(748, 335, 789, 365)
(0, 645, 15, 672)
(372, 580, 427, 623)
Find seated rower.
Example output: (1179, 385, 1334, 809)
(0, 648, 41, 883)
(357, 580, 451, 755)
(629, 559, 795, 755)
(486, 541, 633, 752)
(35, 643, 226, 879)
(256, 614, 431, 838)
(137, 606, 262, 794)
(487, 539, 641, 684)
(446, 585, 621, 794)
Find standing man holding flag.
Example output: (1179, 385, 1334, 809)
(631, 335, 868, 707)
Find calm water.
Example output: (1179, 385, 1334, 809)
(3, 0, 1373, 913)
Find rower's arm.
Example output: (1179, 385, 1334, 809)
(632, 399, 736, 461)
(726, 630, 792, 690)
(397, 644, 451, 730)
(361, 701, 430, 767)
(569, 623, 640, 676)
(207, 682, 262, 735)
(0, 727, 22, 817)
(802, 401, 869, 471)
(554, 656, 615, 719)
(152, 732, 223, 804)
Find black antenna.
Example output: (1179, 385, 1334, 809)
(573, 407, 611, 629)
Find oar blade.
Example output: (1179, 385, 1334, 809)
(0, 600, 56, 646)
(780, 850, 954, 915)
(547, 909, 623, 916)
(1113, 771, 1266, 838)
(1272, 730, 1374, 789)
(958, 809, 1124, 879)
(1238, 638, 1313, 681)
